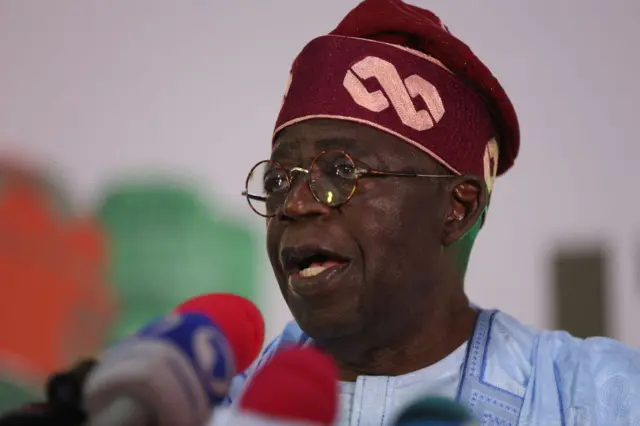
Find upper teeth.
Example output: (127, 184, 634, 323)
(299, 265, 330, 278)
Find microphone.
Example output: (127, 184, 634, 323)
(46, 358, 98, 415)
(221, 346, 339, 426)
(174, 293, 265, 375)
(82, 293, 264, 426)
(393, 396, 479, 425)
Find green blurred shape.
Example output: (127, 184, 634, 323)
(0, 379, 40, 413)
(96, 181, 258, 342)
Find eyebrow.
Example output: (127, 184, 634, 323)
(272, 137, 368, 160)
(316, 137, 363, 153)
(270, 142, 295, 161)
(317, 137, 387, 167)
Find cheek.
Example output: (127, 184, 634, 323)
(348, 182, 443, 272)
(266, 215, 278, 239)
(357, 182, 434, 237)
(265, 219, 282, 266)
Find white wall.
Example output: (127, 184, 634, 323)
(1, 0, 639, 346)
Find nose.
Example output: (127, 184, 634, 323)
(281, 174, 332, 220)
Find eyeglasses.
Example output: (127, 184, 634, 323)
(241, 150, 453, 217)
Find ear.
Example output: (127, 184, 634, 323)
(441, 176, 488, 246)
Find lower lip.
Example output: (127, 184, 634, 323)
(287, 262, 350, 297)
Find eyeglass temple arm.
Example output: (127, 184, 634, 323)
(241, 190, 267, 202)
(365, 170, 451, 178)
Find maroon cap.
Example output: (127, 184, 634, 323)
(274, 0, 519, 190)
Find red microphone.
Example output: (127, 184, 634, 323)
(174, 292, 265, 373)
(225, 346, 339, 425)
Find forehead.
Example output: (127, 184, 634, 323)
(272, 119, 416, 166)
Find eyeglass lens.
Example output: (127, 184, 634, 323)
(245, 151, 358, 216)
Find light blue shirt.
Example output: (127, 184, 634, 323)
(224, 309, 640, 425)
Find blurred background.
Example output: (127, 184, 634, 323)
(1, 0, 639, 411)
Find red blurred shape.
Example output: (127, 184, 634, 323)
(0, 159, 116, 382)
(239, 346, 339, 425)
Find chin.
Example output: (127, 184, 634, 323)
(289, 297, 364, 341)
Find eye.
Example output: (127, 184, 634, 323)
(331, 163, 357, 180)
(263, 170, 289, 194)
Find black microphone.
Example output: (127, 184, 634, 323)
(46, 359, 97, 416)
(392, 396, 479, 425)
(0, 403, 79, 426)
(0, 359, 98, 426)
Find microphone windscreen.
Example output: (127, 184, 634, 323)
(396, 422, 470, 426)
(238, 346, 338, 426)
(174, 293, 265, 373)
(394, 396, 478, 425)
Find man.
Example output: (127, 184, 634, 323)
(228, 0, 640, 425)
(3, 1, 638, 425)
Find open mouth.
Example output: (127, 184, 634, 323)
(281, 246, 350, 279)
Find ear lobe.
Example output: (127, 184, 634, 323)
(442, 177, 487, 246)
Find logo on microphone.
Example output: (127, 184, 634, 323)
(192, 326, 234, 400)
(343, 56, 445, 131)
(130, 313, 236, 405)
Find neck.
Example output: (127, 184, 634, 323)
(331, 293, 477, 381)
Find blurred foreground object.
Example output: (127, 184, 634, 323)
(393, 396, 479, 425)
(222, 346, 339, 426)
(0, 358, 97, 424)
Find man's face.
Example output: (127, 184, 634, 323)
(266, 119, 454, 350)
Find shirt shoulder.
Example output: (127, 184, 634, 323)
(542, 330, 640, 425)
